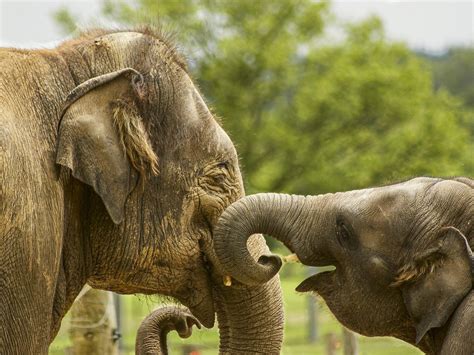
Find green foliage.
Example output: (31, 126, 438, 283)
(427, 47, 474, 108)
(420, 47, 474, 161)
(198, 11, 472, 193)
(53, 7, 78, 34)
(53, 0, 472, 196)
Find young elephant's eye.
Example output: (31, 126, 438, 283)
(335, 216, 358, 250)
(336, 221, 350, 244)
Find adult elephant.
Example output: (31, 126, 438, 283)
(213, 177, 473, 354)
(0, 28, 283, 354)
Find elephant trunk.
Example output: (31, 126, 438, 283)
(213, 236, 284, 354)
(213, 193, 325, 285)
(135, 306, 200, 355)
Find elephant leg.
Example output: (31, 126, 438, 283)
(1, 168, 63, 353)
(0, 227, 58, 354)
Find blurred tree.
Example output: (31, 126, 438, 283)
(54, 0, 473, 194)
(53, 7, 78, 33)
(420, 48, 474, 150)
(422, 47, 474, 108)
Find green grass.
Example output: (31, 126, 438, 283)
(50, 265, 422, 354)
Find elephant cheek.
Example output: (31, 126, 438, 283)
(366, 256, 396, 287)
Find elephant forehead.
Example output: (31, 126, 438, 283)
(353, 185, 416, 211)
(94, 31, 187, 72)
(212, 124, 237, 156)
(95, 32, 147, 59)
(179, 78, 213, 124)
(99, 31, 145, 43)
(179, 76, 238, 157)
(340, 189, 415, 250)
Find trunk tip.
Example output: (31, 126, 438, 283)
(257, 254, 283, 277)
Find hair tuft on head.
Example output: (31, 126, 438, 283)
(112, 100, 159, 177)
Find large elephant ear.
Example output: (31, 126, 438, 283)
(397, 227, 473, 344)
(56, 68, 156, 224)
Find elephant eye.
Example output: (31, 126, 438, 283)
(336, 222, 350, 243)
(212, 173, 226, 184)
(216, 161, 229, 170)
(336, 216, 357, 250)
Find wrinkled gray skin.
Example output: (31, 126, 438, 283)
(0, 29, 283, 354)
(135, 306, 200, 355)
(214, 177, 474, 354)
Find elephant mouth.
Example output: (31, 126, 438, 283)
(295, 267, 336, 293)
(179, 231, 229, 329)
(282, 242, 338, 294)
(185, 295, 215, 329)
(182, 249, 218, 329)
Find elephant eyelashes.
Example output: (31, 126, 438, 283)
(196, 161, 227, 177)
(212, 174, 226, 184)
(335, 217, 358, 250)
(216, 161, 229, 170)
(335, 221, 350, 245)
(212, 161, 230, 183)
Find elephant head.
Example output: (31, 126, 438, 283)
(213, 177, 473, 354)
(53, 29, 283, 353)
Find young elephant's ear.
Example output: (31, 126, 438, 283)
(396, 227, 473, 344)
(56, 68, 157, 224)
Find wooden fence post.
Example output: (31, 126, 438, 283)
(69, 288, 119, 355)
(342, 327, 358, 355)
(325, 332, 338, 355)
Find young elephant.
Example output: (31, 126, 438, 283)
(213, 177, 474, 354)
(0, 29, 283, 354)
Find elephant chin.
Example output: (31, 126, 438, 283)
(186, 298, 215, 329)
(176, 268, 217, 329)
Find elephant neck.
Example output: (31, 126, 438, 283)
(50, 247, 89, 341)
(50, 179, 92, 340)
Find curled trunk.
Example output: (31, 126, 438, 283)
(213, 193, 317, 285)
(135, 306, 200, 355)
(213, 234, 285, 354)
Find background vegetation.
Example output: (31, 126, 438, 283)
(51, 0, 472, 354)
